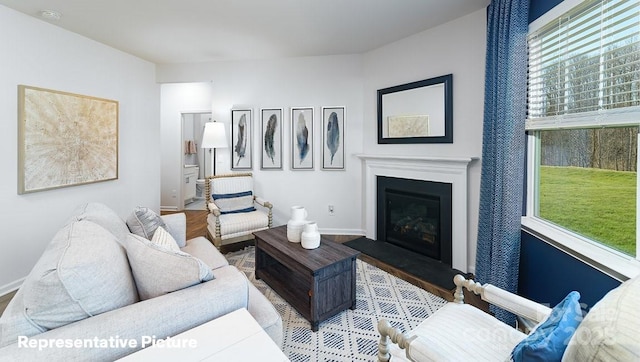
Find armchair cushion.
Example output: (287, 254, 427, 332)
(511, 291, 582, 362)
(126, 206, 167, 240)
(122, 234, 214, 300)
(207, 211, 269, 239)
(400, 303, 527, 361)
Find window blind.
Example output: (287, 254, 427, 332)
(527, 0, 640, 130)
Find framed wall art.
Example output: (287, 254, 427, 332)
(322, 106, 345, 170)
(291, 107, 314, 170)
(261, 108, 283, 170)
(231, 108, 253, 170)
(377, 74, 453, 144)
(18, 85, 119, 194)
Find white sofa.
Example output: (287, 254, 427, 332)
(0, 202, 282, 361)
(378, 273, 640, 361)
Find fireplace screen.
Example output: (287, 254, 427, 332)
(386, 190, 440, 259)
(377, 176, 452, 265)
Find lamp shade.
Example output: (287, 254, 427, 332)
(201, 122, 228, 149)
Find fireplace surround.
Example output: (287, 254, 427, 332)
(357, 154, 475, 272)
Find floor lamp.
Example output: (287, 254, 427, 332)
(201, 122, 228, 177)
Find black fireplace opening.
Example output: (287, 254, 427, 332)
(377, 176, 452, 266)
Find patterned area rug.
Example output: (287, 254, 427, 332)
(225, 247, 446, 361)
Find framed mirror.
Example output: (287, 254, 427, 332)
(377, 74, 453, 144)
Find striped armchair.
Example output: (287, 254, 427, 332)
(204, 173, 273, 252)
(378, 273, 640, 361)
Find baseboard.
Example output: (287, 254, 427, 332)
(160, 206, 179, 212)
(0, 278, 24, 298)
(319, 228, 365, 236)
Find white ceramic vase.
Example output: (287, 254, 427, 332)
(287, 206, 307, 242)
(301, 222, 321, 249)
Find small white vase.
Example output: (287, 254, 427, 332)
(290, 205, 307, 221)
(301, 222, 321, 249)
(287, 206, 308, 242)
(287, 220, 305, 242)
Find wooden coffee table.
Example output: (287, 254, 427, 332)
(254, 225, 360, 331)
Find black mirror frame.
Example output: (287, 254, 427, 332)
(377, 74, 453, 144)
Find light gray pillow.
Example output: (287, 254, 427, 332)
(123, 233, 214, 300)
(22, 220, 138, 331)
(69, 202, 130, 243)
(126, 206, 166, 239)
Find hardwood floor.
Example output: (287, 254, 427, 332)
(0, 290, 16, 316)
(161, 209, 209, 240)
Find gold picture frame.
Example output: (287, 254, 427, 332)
(18, 85, 119, 194)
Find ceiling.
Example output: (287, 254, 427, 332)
(0, 0, 489, 64)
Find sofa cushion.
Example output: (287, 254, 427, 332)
(22, 220, 138, 332)
(563, 275, 640, 361)
(511, 291, 582, 362)
(180, 236, 229, 270)
(126, 206, 167, 239)
(69, 202, 130, 243)
(123, 234, 215, 300)
(0, 289, 45, 348)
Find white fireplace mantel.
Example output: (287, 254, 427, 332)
(355, 154, 477, 272)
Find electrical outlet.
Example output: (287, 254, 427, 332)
(328, 205, 335, 215)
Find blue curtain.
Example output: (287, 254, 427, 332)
(476, 0, 529, 325)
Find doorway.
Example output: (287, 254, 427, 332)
(182, 112, 212, 211)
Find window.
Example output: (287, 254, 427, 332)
(525, 0, 640, 277)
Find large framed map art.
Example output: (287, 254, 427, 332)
(17, 85, 119, 194)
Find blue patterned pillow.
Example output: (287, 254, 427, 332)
(511, 291, 582, 362)
(212, 190, 256, 214)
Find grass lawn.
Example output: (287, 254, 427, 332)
(539, 166, 636, 256)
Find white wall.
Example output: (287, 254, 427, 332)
(156, 9, 487, 271)
(0, 6, 160, 294)
(160, 82, 212, 210)
(157, 56, 365, 233)
(362, 9, 487, 272)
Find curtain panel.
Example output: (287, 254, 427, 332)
(476, 0, 530, 325)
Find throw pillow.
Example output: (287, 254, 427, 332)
(126, 206, 166, 239)
(562, 275, 640, 360)
(22, 220, 138, 331)
(211, 176, 256, 214)
(511, 291, 582, 362)
(212, 191, 256, 214)
(151, 226, 180, 252)
(68, 202, 130, 243)
(123, 233, 214, 300)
